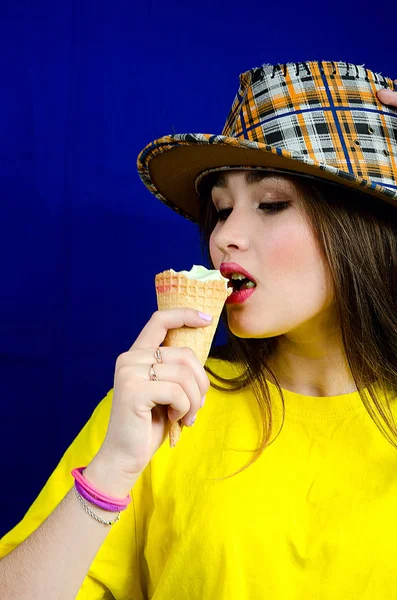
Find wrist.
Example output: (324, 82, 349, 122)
(84, 452, 140, 499)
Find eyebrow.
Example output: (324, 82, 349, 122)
(212, 171, 272, 188)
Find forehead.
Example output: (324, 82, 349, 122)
(211, 170, 301, 194)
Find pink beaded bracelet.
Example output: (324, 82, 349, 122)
(71, 467, 131, 511)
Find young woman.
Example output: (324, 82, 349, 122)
(1, 61, 397, 600)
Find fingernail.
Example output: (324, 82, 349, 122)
(189, 415, 197, 426)
(379, 89, 395, 98)
(198, 312, 213, 321)
(201, 396, 206, 408)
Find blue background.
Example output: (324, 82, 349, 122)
(1, 0, 396, 538)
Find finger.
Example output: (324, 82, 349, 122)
(117, 362, 202, 426)
(117, 346, 211, 399)
(133, 379, 192, 425)
(149, 363, 202, 426)
(131, 308, 213, 351)
(377, 88, 397, 107)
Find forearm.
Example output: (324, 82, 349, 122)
(0, 457, 139, 600)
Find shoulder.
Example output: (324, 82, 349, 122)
(205, 356, 244, 381)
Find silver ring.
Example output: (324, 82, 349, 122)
(154, 347, 163, 363)
(149, 364, 159, 381)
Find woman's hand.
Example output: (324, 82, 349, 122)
(377, 80, 397, 107)
(87, 308, 212, 496)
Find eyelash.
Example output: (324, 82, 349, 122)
(215, 201, 291, 222)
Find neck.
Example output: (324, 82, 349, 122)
(268, 313, 357, 398)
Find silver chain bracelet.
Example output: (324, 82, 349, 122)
(74, 486, 121, 526)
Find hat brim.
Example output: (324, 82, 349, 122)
(137, 133, 397, 223)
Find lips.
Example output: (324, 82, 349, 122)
(220, 262, 257, 302)
(220, 262, 256, 284)
(225, 287, 256, 305)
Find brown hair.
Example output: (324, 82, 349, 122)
(198, 172, 397, 478)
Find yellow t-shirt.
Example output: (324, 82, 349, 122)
(1, 357, 397, 599)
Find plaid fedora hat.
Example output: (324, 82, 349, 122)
(137, 60, 397, 223)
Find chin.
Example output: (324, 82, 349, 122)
(227, 321, 279, 339)
(226, 312, 293, 339)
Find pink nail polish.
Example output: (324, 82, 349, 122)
(190, 416, 196, 426)
(198, 311, 212, 321)
(201, 396, 206, 408)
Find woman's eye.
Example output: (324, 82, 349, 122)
(216, 201, 290, 222)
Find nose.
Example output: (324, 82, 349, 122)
(211, 209, 250, 253)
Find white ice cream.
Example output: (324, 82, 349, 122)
(169, 265, 229, 285)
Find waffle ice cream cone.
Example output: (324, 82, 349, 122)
(155, 265, 231, 447)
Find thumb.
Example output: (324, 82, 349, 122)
(377, 87, 397, 107)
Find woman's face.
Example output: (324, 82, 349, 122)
(209, 171, 335, 339)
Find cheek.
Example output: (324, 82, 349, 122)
(209, 234, 221, 268)
(266, 225, 330, 291)
(269, 232, 303, 266)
